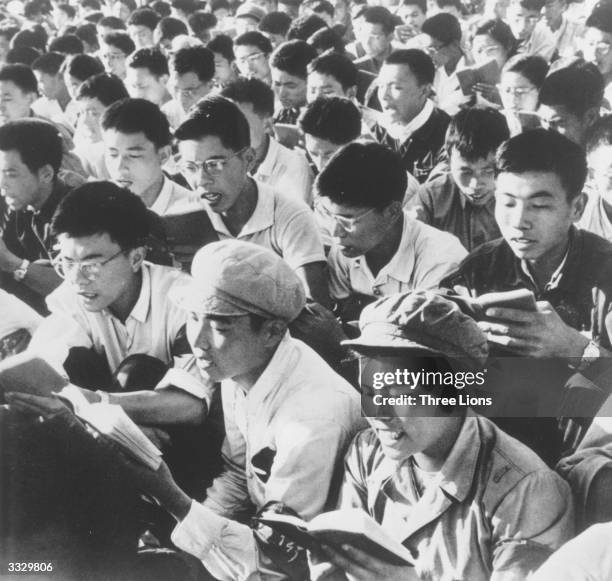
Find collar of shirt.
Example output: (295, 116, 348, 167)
(385, 99, 435, 143)
(252, 136, 280, 182)
(150, 175, 174, 215)
(26, 179, 68, 218)
(101, 262, 152, 324)
(208, 180, 274, 237)
(520, 229, 573, 292)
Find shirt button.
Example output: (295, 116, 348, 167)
(373, 288, 382, 296)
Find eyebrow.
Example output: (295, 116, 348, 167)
(65, 252, 105, 261)
(499, 191, 555, 199)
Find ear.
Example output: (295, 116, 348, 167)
(159, 74, 170, 88)
(382, 200, 403, 221)
(346, 85, 357, 100)
(571, 191, 588, 222)
(242, 146, 257, 172)
(128, 246, 146, 272)
(261, 319, 288, 347)
(26, 91, 38, 106)
(158, 144, 172, 166)
(37, 163, 55, 185)
(584, 107, 599, 129)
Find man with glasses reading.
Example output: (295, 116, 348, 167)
(234, 31, 273, 86)
(585, 1, 612, 106)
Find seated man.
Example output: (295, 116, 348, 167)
(125, 47, 172, 107)
(99, 31, 136, 80)
(221, 77, 314, 205)
(507, 0, 556, 61)
(318, 141, 466, 323)
(414, 107, 508, 250)
(234, 31, 273, 86)
(207, 34, 239, 89)
(31, 52, 73, 128)
(585, 1, 612, 106)
(353, 6, 395, 76)
(313, 291, 574, 580)
(176, 95, 330, 306)
(372, 49, 450, 182)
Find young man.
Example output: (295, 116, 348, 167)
(258, 11, 292, 49)
(188, 10, 218, 44)
(99, 31, 136, 79)
(396, 0, 427, 43)
(373, 49, 451, 182)
(543, 0, 584, 60)
(162, 45, 215, 129)
(154, 16, 189, 53)
(221, 77, 314, 205)
(353, 6, 395, 75)
(414, 107, 508, 250)
(538, 59, 604, 147)
(175, 95, 329, 306)
(234, 31, 273, 86)
(270, 39, 317, 125)
(507, 0, 556, 61)
(317, 141, 466, 322)
(584, 2, 612, 106)
(101, 98, 195, 214)
(127, 7, 160, 50)
(313, 291, 574, 580)
(31, 52, 73, 126)
(125, 47, 172, 107)
(206, 34, 239, 89)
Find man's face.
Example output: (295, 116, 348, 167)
(186, 312, 272, 384)
(0, 149, 46, 211)
(126, 67, 168, 105)
(583, 27, 612, 77)
(377, 63, 427, 125)
(543, 0, 565, 28)
(271, 68, 308, 109)
(422, 35, 455, 69)
(587, 144, 612, 207)
(34, 71, 63, 101)
(449, 149, 497, 206)
(77, 97, 107, 142)
(99, 41, 128, 78)
(495, 170, 583, 263)
(507, 3, 541, 41)
(56, 232, 139, 313)
(398, 3, 426, 32)
(103, 130, 166, 197)
(262, 32, 286, 49)
(235, 44, 271, 82)
(359, 21, 392, 59)
(304, 134, 342, 172)
(171, 71, 212, 114)
(128, 25, 155, 49)
(538, 103, 586, 146)
(213, 53, 236, 85)
(179, 136, 250, 213)
(234, 101, 268, 150)
(0, 81, 36, 124)
(307, 71, 350, 102)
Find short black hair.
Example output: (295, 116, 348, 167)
(299, 96, 361, 144)
(587, 1, 612, 34)
(402, 0, 427, 13)
(446, 107, 510, 161)
(156, 16, 188, 41)
(82, 0, 102, 10)
(151, 0, 172, 18)
(207, 34, 234, 62)
(127, 48, 169, 76)
(539, 59, 604, 118)
(363, 6, 395, 34)
(102, 98, 171, 148)
(128, 8, 161, 31)
(76, 72, 130, 106)
(517, 0, 545, 11)
(75, 23, 99, 51)
(61, 53, 105, 83)
(287, 14, 327, 41)
(188, 10, 218, 36)
(496, 128, 587, 200)
(422, 12, 461, 44)
(11, 28, 47, 52)
(98, 16, 127, 31)
(308, 50, 358, 90)
(101, 31, 136, 56)
(0, 119, 62, 174)
(175, 94, 250, 150)
(57, 3, 76, 18)
(259, 11, 292, 36)
(308, 28, 345, 53)
(270, 40, 317, 79)
(0, 64, 38, 94)
(503, 54, 549, 88)
(6, 47, 41, 67)
(170, 45, 215, 82)
(49, 34, 85, 55)
(315, 141, 407, 207)
(172, 0, 198, 14)
(221, 77, 275, 117)
(437, 0, 463, 12)
(586, 114, 612, 154)
(85, 11, 105, 24)
(385, 49, 435, 85)
(235, 31, 273, 54)
(24, 0, 50, 20)
(210, 0, 230, 11)
(312, 0, 335, 17)
(474, 18, 516, 54)
(51, 181, 152, 250)
(32, 52, 65, 76)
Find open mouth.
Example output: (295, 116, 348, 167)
(201, 192, 223, 204)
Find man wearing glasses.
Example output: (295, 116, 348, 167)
(176, 95, 330, 307)
(317, 141, 466, 323)
(99, 31, 136, 80)
(585, 1, 612, 106)
(506, 0, 556, 61)
(234, 31, 273, 86)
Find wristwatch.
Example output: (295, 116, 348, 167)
(574, 339, 601, 372)
(12, 259, 30, 282)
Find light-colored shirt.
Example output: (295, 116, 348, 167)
(328, 212, 467, 301)
(161, 99, 186, 130)
(29, 262, 211, 402)
(253, 137, 314, 206)
(206, 181, 326, 270)
(433, 57, 470, 117)
(549, 15, 584, 59)
(577, 190, 612, 243)
(0, 288, 42, 339)
(171, 333, 364, 580)
(520, 21, 556, 61)
(150, 175, 204, 216)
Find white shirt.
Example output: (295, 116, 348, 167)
(522, 21, 556, 61)
(328, 212, 467, 300)
(171, 333, 363, 580)
(29, 262, 211, 402)
(150, 176, 204, 216)
(578, 190, 612, 243)
(549, 15, 584, 59)
(0, 289, 42, 339)
(433, 57, 470, 117)
(161, 99, 186, 130)
(252, 137, 314, 206)
(76, 141, 111, 181)
(206, 181, 326, 270)
(383, 98, 435, 143)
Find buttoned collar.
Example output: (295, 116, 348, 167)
(102, 262, 152, 324)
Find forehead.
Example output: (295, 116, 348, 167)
(378, 63, 419, 84)
(57, 232, 121, 256)
(319, 196, 372, 215)
(100, 41, 126, 55)
(127, 67, 159, 80)
(271, 68, 304, 84)
(103, 129, 157, 149)
(473, 33, 500, 48)
(304, 134, 339, 152)
(496, 170, 568, 201)
(361, 21, 386, 34)
(400, 3, 425, 14)
(128, 24, 152, 34)
(179, 135, 232, 160)
(501, 70, 532, 86)
(450, 149, 496, 167)
(234, 43, 261, 56)
(78, 97, 105, 111)
(308, 71, 343, 87)
(0, 80, 27, 95)
(0, 149, 28, 169)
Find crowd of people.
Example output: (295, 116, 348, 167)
(1, 0, 612, 578)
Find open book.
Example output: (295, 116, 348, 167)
(456, 59, 501, 96)
(256, 509, 414, 566)
(0, 352, 68, 399)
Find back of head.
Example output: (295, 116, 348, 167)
(157, 16, 188, 41)
(503, 53, 549, 88)
(586, 0, 612, 33)
(235, 31, 273, 54)
(32, 52, 65, 76)
(62, 53, 105, 83)
(11, 28, 47, 53)
(270, 39, 317, 78)
(175, 94, 251, 150)
(539, 59, 605, 118)
(98, 16, 126, 31)
(152, 0, 172, 18)
(0, 118, 62, 175)
(6, 47, 42, 67)
(221, 76, 275, 118)
(308, 50, 358, 90)
(308, 28, 345, 53)
(0, 63, 38, 94)
(259, 11, 292, 36)
(127, 47, 169, 77)
(299, 96, 362, 144)
(363, 6, 396, 34)
(497, 128, 587, 199)
(128, 7, 161, 30)
(102, 31, 135, 56)
(188, 11, 218, 36)
(385, 49, 435, 86)
(170, 45, 215, 82)
(102, 97, 171, 148)
(48, 34, 85, 55)
(446, 107, 510, 161)
(287, 14, 327, 41)
(421, 12, 462, 44)
(316, 140, 407, 207)
(51, 181, 151, 249)
(474, 18, 516, 53)
(207, 34, 234, 62)
(586, 113, 612, 155)
(77, 72, 130, 106)
(75, 23, 99, 51)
